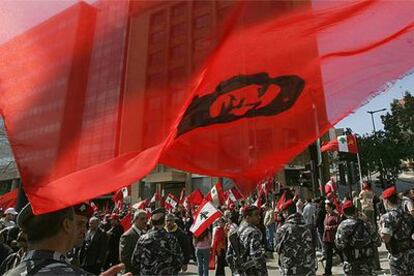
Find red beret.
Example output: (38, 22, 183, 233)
(342, 200, 353, 212)
(383, 186, 397, 199)
(280, 199, 294, 211)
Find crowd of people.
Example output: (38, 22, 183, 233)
(0, 180, 413, 275)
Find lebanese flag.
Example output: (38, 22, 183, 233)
(90, 201, 98, 213)
(112, 188, 125, 212)
(2, 1, 414, 214)
(337, 135, 358, 154)
(188, 189, 204, 207)
(179, 188, 186, 205)
(132, 199, 147, 210)
(276, 190, 287, 211)
(228, 187, 244, 202)
(165, 193, 179, 210)
(206, 182, 225, 207)
(190, 200, 222, 237)
(150, 191, 160, 205)
(120, 212, 132, 231)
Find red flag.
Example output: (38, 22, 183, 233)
(90, 201, 98, 213)
(150, 191, 160, 205)
(165, 193, 179, 210)
(120, 212, 132, 231)
(321, 140, 339, 153)
(2, 1, 414, 214)
(276, 191, 287, 211)
(206, 182, 225, 207)
(179, 188, 186, 205)
(190, 200, 222, 237)
(112, 188, 124, 212)
(132, 199, 147, 210)
(0, 189, 18, 210)
(228, 187, 244, 202)
(188, 189, 204, 207)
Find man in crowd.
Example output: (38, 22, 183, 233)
(80, 216, 107, 274)
(119, 210, 147, 275)
(131, 208, 184, 275)
(164, 213, 191, 272)
(401, 190, 414, 216)
(335, 200, 381, 275)
(359, 181, 375, 224)
(263, 204, 276, 252)
(5, 203, 128, 276)
(323, 201, 340, 276)
(0, 208, 17, 229)
(275, 199, 315, 276)
(380, 186, 414, 275)
(104, 214, 124, 269)
(226, 205, 267, 275)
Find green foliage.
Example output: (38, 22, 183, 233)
(357, 92, 414, 180)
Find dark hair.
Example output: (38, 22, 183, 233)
(325, 202, 335, 210)
(23, 207, 74, 243)
(151, 215, 165, 226)
(343, 206, 356, 216)
(386, 194, 400, 205)
(244, 206, 260, 218)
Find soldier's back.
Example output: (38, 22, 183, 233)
(381, 208, 414, 275)
(276, 213, 315, 276)
(136, 228, 183, 275)
(238, 223, 268, 275)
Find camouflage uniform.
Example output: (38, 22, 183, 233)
(275, 213, 315, 276)
(4, 249, 92, 275)
(131, 227, 184, 275)
(226, 220, 268, 275)
(335, 217, 381, 275)
(381, 207, 414, 276)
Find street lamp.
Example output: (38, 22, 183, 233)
(367, 108, 386, 132)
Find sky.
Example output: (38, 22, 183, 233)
(0, 0, 413, 136)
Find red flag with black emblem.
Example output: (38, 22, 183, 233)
(1, 1, 414, 214)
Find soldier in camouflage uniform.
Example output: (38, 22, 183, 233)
(226, 205, 268, 276)
(4, 203, 127, 276)
(275, 199, 316, 276)
(131, 208, 184, 275)
(380, 186, 414, 276)
(335, 200, 381, 275)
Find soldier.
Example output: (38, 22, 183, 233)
(131, 208, 184, 275)
(4, 202, 129, 276)
(380, 186, 414, 275)
(226, 205, 267, 276)
(275, 199, 315, 276)
(335, 200, 381, 275)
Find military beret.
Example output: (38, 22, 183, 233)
(16, 203, 33, 229)
(280, 199, 294, 211)
(383, 186, 397, 199)
(165, 213, 176, 221)
(151, 208, 166, 220)
(342, 200, 353, 212)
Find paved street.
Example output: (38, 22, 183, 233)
(183, 244, 390, 275)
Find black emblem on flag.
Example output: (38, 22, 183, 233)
(177, 72, 305, 136)
(200, 211, 209, 220)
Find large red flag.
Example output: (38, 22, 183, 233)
(1, 1, 414, 214)
(188, 189, 205, 207)
(0, 189, 18, 210)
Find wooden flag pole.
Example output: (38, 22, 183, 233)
(356, 152, 363, 190)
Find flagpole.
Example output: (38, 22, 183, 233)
(356, 152, 363, 190)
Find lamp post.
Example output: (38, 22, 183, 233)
(367, 108, 386, 133)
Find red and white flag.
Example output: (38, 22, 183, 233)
(227, 187, 244, 202)
(150, 191, 160, 205)
(132, 199, 147, 210)
(165, 193, 179, 210)
(206, 182, 225, 207)
(337, 135, 358, 154)
(190, 200, 222, 237)
(90, 201, 98, 213)
(188, 189, 204, 207)
(179, 188, 186, 205)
